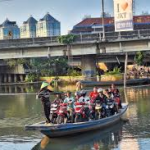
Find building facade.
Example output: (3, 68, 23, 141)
(71, 15, 150, 34)
(36, 12, 60, 37)
(0, 19, 20, 40)
(20, 16, 37, 38)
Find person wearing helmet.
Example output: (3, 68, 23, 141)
(78, 90, 90, 103)
(95, 88, 107, 118)
(95, 88, 107, 104)
(74, 91, 81, 102)
(37, 82, 53, 124)
(78, 90, 90, 118)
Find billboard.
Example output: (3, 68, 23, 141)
(114, 0, 133, 32)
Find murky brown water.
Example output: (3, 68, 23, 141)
(0, 85, 150, 150)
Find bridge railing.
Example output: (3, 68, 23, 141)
(72, 29, 150, 43)
(0, 29, 150, 49)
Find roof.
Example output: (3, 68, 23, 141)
(40, 12, 59, 23)
(74, 15, 150, 28)
(1, 18, 17, 27)
(23, 16, 37, 24)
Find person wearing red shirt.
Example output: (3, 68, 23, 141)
(89, 87, 98, 103)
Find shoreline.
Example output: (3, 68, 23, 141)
(0, 81, 42, 86)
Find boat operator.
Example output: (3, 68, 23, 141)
(37, 82, 53, 124)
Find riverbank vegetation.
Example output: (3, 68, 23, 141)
(5, 57, 81, 82)
(101, 67, 123, 81)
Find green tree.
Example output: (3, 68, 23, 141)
(134, 51, 145, 66)
(31, 57, 69, 76)
(5, 58, 30, 68)
(58, 34, 76, 65)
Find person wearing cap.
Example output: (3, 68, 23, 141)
(37, 82, 53, 124)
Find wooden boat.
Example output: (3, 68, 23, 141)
(81, 78, 150, 87)
(32, 121, 124, 150)
(25, 103, 128, 138)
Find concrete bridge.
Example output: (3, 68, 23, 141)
(0, 30, 150, 83)
(0, 30, 150, 59)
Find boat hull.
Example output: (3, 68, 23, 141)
(81, 78, 150, 87)
(25, 104, 128, 138)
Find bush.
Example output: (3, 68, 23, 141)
(67, 69, 81, 76)
(25, 73, 39, 82)
(104, 67, 121, 75)
(134, 51, 144, 66)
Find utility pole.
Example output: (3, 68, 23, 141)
(124, 53, 128, 89)
(101, 0, 105, 40)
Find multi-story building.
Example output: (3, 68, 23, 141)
(20, 15, 37, 38)
(71, 15, 150, 34)
(36, 12, 60, 37)
(0, 18, 20, 40)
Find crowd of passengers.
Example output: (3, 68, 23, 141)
(38, 83, 122, 124)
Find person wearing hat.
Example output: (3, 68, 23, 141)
(37, 82, 53, 124)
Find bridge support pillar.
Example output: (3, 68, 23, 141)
(0, 75, 2, 83)
(14, 74, 17, 83)
(4, 86, 8, 93)
(8, 74, 12, 83)
(20, 74, 24, 82)
(4, 74, 8, 83)
(14, 86, 18, 93)
(8, 86, 12, 93)
(81, 55, 96, 80)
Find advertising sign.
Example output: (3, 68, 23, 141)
(114, 0, 133, 32)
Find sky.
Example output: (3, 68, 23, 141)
(0, 0, 149, 35)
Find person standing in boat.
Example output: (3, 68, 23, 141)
(37, 82, 53, 124)
(75, 81, 83, 92)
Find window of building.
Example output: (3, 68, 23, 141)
(40, 23, 43, 29)
(23, 26, 26, 32)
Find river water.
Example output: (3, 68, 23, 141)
(0, 85, 150, 150)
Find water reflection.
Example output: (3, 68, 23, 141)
(0, 84, 40, 93)
(32, 122, 124, 150)
(0, 84, 92, 94)
(1, 86, 150, 150)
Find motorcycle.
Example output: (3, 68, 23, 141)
(50, 103, 58, 124)
(57, 103, 68, 124)
(105, 99, 115, 117)
(95, 100, 102, 120)
(89, 102, 96, 120)
(74, 102, 88, 123)
(114, 96, 122, 109)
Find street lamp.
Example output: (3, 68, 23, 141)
(101, 0, 105, 40)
